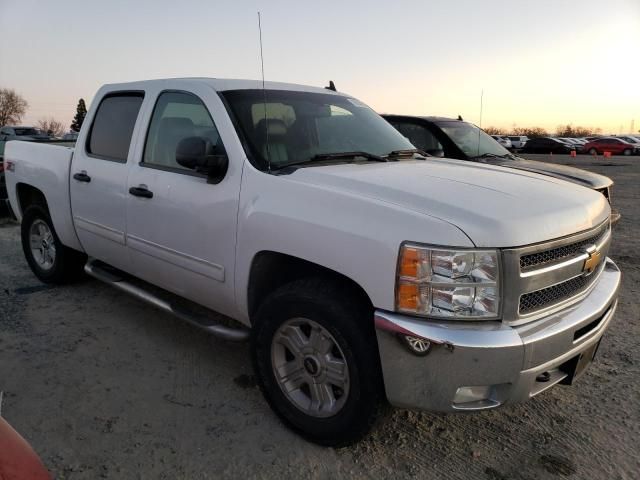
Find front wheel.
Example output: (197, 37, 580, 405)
(623, 148, 632, 156)
(21, 205, 86, 283)
(251, 278, 385, 446)
(589, 148, 598, 155)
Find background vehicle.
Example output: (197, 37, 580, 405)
(0, 127, 51, 160)
(559, 137, 586, 152)
(62, 132, 79, 141)
(491, 135, 512, 149)
(5, 78, 621, 446)
(583, 137, 639, 156)
(617, 135, 640, 145)
(519, 137, 576, 154)
(382, 115, 616, 214)
(507, 135, 528, 149)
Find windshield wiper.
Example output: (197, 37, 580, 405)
(385, 148, 429, 159)
(273, 151, 389, 170)
(310, 151, 388, 162)
(470, 152, 515, 160)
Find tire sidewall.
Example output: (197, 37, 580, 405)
(21, 205, 64, 282)
(251, 283, 381, 445)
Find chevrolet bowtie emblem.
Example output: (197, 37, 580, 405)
(583, 246, 602, 275)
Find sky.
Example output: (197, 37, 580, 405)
(0, 0, 638, 134)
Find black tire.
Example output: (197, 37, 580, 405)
(21, 204, 86, 284)
(251, 277, 386, 447)
(589, 148, 598, 155)
(623, 148, 631, 156)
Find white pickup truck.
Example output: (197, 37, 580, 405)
(4, 78, 621, 446)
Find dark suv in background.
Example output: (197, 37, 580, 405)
(382, 115, 619, 223)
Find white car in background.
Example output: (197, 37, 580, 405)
(507, 136, 528, 149)
(491, 135, 512, 149)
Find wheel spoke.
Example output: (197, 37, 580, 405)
(30, 236, 42, 249)
(324, 357, 348, 388)
(309, 325, 333, 355)
(309, 382, 336, 413)
(274, 325, 307, 357)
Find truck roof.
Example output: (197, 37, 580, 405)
(101, 77, 344, 96)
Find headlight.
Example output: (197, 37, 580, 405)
(396, 245, 501, 319)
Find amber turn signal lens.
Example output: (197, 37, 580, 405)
(399, 247, 420, 278)
(397, 283, 419, 311)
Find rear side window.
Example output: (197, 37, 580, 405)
(87, 93, 144, 161)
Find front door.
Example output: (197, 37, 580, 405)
(69, 92, 145, 271)
(125, 87, 241, 317)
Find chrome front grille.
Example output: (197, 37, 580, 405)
(501, 220, 611, 324)
(518, 267, 602, 314)
(520, 222, 609, 271)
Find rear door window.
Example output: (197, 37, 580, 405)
(87, 93, 144, 161)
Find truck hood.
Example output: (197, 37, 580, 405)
(286, 159, 610, 247)
(481, 156, 612, 189)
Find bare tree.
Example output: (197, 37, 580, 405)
(483, 126, 507, 135)
(0, 88, 29, 126)
(513, 126, 548, 138)
(36, 117, 65, 137)
(556, 124, 596, 137)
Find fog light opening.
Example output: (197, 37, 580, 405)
(453, 385, 503, 410)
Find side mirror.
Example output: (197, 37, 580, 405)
(176, 136, 228, 184)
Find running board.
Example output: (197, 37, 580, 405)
(84, 259, 249, 342)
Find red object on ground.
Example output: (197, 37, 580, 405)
(0, 418, 51, 480)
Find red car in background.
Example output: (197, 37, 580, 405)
(583, 137, 640, 156)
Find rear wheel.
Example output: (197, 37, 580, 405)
(251, 278, 385, 446)
(21, 205, 86, 283)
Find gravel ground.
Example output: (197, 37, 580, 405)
(0, 154, 638, 479)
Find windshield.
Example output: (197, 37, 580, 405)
(220, 89, 414, 170)
(14, 128, 42, 136)
(436, 121, 510, 158)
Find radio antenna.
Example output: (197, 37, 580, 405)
(477, 88, 484, 157)
(258, 11, 271, 173)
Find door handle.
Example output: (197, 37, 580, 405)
(73, 171, 91, 183)
(129, 186, 154, 199)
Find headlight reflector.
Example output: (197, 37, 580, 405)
(396, 245, 500, 319)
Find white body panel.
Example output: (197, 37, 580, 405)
(124, 79, 246, 318)
(4, 77, 611, 328)
(4, 141, 83, 251)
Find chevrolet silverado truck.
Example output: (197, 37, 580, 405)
(383, 115, 621, 224)
(4, 78, 621, 446)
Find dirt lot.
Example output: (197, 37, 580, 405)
(0, 154, 638, 479)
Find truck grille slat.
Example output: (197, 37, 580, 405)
(519, 225, 608, 271)
(519, 269, 600, 314)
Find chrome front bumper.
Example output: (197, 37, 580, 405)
(374, 258, 621, 412)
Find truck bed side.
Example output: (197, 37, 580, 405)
(6, 141, 84, 252)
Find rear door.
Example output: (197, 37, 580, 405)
(69, 91, 145, 271)
(124, 84, 242, 317)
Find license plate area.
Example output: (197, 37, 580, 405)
(559, 340, 601, 385)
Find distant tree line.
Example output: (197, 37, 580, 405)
(484, 124, 604, 138)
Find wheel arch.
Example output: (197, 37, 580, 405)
(247, 251, 373, 323)
(16, 183, 49, 216)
